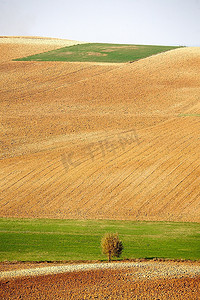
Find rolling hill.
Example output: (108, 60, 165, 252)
(0, 37, 199, 222)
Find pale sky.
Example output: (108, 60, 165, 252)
(0, 0, 200, 46)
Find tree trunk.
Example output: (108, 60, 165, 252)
(108, 251, 111, 262)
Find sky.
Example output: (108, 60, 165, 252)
(0, 0, 200, 46)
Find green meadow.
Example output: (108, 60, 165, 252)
(0, 218, 199, 262)
(14, 43, 181, 63)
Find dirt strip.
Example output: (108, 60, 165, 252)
(0, 266, 199, 299)
(1, 261, 200, 279)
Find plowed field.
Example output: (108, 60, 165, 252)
(1, 267, 200, 299)
(0, 36, 85, 62)
(0, 38, 200, 222)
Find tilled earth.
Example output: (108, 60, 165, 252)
(0, 41, 200, 222)
(0, 261, 200, 299)
(0, 267, 199, 299)
(0, 36, 84, 62)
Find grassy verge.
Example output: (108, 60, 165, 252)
(0, 218, 199, 262)
(14, 43, 181, 63)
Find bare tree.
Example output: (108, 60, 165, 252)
(101, 233, 123, 262)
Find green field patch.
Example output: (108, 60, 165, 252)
(0, 218, 199, 262)
(178, 113, 200, 117)
(14, 43, 181, 63)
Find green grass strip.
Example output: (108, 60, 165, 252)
(0, 218, 199, 262)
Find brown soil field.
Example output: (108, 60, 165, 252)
(0, 268, 200, 299)
(0, 39, 200, 222)
(0, 36, 85, 62)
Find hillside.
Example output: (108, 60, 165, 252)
(0, 36, 85, 62)
(0, 38, 199, 222)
